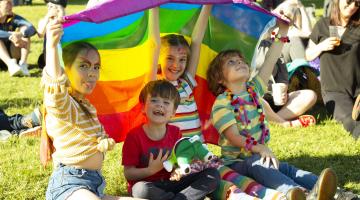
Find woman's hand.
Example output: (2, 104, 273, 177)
(253, 144, 279, 169)
(318, 37, 340, 52)
(46, 18, 63, 48)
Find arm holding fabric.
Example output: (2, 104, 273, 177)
(187, 4, 212, 78)
(258, 21, 289, 84)
(145, 7, 160, 83)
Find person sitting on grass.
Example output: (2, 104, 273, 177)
(122, 80, 221, 200)
(41, 17, 138, 200)
(206, 47, 339, 199)
(0, 0, 36, 76)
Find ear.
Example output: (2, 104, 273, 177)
(140, 103, 146, 114)
(171, 107, 177, 117)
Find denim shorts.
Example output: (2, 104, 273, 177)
(46, 164, 106, 200)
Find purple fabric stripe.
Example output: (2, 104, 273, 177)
(64, 0, 271, 23)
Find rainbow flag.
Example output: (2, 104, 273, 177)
(62, 0, 279, 144)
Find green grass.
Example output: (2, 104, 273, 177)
(0, 1, 359, 199)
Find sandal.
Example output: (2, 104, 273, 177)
(352, 94, 360, 121)
(289, 115, 316, 127)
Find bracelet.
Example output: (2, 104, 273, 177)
(245, 135, 258, 151)
(271, 31, 290, 43)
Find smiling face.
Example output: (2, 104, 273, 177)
(143, 95, 176, 125)
(0, 0, 12, 17)
(339, 0, 359, 19)
(159, 45, 189, 81)
(221, 55, 250, 86)
(65, 49, 100, 97)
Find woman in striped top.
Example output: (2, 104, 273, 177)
(41, 18, 130, 200)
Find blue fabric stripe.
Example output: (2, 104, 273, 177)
(212, 4, 273, 38)
(62, 12, 144, 43)
(160, 3, 201, 10)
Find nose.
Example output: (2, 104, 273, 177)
(88, 67, 99, 78)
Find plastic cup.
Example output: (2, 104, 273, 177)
(329, 26, 341, 46)
(272, 83, 287, 106)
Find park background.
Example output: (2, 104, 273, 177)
(0, 0, 359, 199)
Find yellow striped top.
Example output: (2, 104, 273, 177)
(42, 71, 109, 166)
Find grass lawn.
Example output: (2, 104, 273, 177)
(0, 0, 359, 199)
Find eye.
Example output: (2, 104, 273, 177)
(163, 100, 170, 105)
(150, 98, 158, 103)
(180, 58, 187, 63)
(79, 63, 89, 69)
(228, 60, 236, 65)
(94, 65, 100, 70)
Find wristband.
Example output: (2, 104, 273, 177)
(271, 31, 290, 43)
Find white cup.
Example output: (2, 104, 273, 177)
(272, 83, 287, 106)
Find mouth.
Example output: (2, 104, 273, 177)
(153, 110, 165, 116)
(168, 68, 181, 74)
(83, 81, 96, 89)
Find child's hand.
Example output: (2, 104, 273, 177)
(147, 149, 170, 174)
(46, 18, 63, 48)
(169, 168, 183, 181)
(256, 144, 279, 169)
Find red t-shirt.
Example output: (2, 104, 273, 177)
(122, 124, 182, 193)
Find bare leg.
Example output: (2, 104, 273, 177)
(103, 195, 146, 200)
(9, 42, 21, 60)
(66, 189, 101, 200)
(18, 26, 30, 65)
(277, 90, 317, 120)
(261, 97, 289, 125)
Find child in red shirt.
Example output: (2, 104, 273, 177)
(122, 80, 220, 200)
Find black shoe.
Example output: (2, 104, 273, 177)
(334, 188, 360, 200)
(307, 168, 337, 200)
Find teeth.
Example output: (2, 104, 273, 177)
(153, 110, 164, 116)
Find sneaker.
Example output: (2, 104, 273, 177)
(21, 108, 42, 128)
(286, 187, 306, 200)
(19, 126, 41, 138)
(8, 59, 22, 77)
(307, 168, 337, 200)
(19, 62, 30, 76)
(352, 94, 360, 121)
(0, 130, 12, 141)
(334, 188, 360, 200)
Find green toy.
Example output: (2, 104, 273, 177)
(163, 135, 214, 175)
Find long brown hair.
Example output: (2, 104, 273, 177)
(40, 42, 100, 167)
(330, 0, 360, 26)
(206, 50, 246, 96)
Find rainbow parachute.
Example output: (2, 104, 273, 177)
(62, 0, 279, 144)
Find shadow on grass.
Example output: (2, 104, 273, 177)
(28, 64, 43, 77)
(283, 154, 360, 193)
(0, 97, 42, 110)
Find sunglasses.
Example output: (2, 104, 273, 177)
(346, 0, 360, 7)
